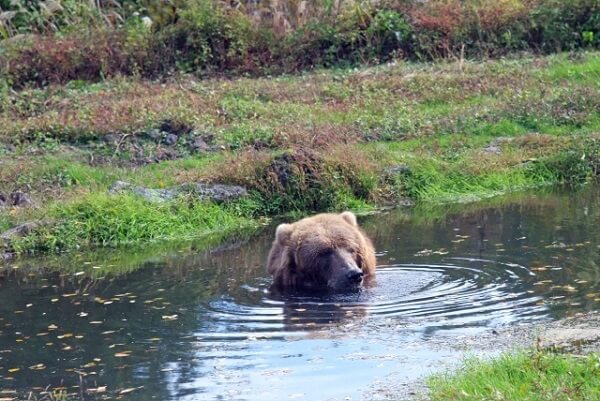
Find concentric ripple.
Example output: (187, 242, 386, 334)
(198, 257, 547, 339)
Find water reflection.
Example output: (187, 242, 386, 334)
(0, 185, 599, 400)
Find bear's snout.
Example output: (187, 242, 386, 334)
(327, 249, 364, 290)
(346, 270, 364, 284)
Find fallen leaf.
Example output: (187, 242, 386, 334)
(119, 386, 143, 394)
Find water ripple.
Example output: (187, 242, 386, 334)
(198, 257, 547, 339)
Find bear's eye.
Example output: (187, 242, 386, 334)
(318, 249, 333, 258)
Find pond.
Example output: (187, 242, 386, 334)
(1, 185, 599, 400)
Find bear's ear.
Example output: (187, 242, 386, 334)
(275, 223, 293, 246)
(340, 211, 357, 226)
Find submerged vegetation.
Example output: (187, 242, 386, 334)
(428, 350, 600, 401)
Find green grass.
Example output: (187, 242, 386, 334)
(542, 56, 600, 84)
(10, 194, 257, 253)
(427, 351, 600, 401)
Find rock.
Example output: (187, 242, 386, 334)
(109, 181, 177, 203)
(363, 134, 379, 142)
(164, 133, 179, 146)
(490, 136, 514, 146)
(207, 145, 226, 152)
(108, 180, 133, 193)
(184, 183, 248, 203)
(397, 197, 415, 207)
(483, 136, 515, 155)
(109, 181, 247, 204)
(143, 149, 180, 164)
(1, 251, 15, 261)
(385, 164, 411, 175)
(483, 136, 515, 154)
(135, 187, 178, 203)
(152, 148, 179, 163)
(1, 220, 53, 260)
(201, 133, 215, 144)
(1, 143, 16, 153)
(10, 191, 32, 207)
(483, 145, 502, 154)
(1, 220, 52, 243)
(189, 137, 208, 153)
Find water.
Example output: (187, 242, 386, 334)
(1, 186, 599, 400)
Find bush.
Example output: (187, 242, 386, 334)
(407, 0, 600, 58)
(282, 8, 412, 69)
(1, 0, 599, 87)
(208, 147, 380, 214)
(528, 0, 600, 52)
(151, 0, 254, 73)
(2, 26, 151, 87)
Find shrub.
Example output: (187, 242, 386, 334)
(2, 27, 151, 87)
(528, 0, 600, 52)
(151, 0, 255, 73)
(281, 7, 412, 69)
(1, 0, 599, 87)
(208, 146, 380, 214)
(408, 0, 467, 58)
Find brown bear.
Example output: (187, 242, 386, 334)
(267, 211, 376, 292)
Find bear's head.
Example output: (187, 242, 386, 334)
(267, 212, 376, 292)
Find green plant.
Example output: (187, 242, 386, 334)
(11, 193, 255, 253)
(428, 351, 600, 401)
(152, 0, 253, 72)
(366, 9, 413, 59)
(528, 0, 600, 53)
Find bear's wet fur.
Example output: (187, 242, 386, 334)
(267, 212, 376, 292)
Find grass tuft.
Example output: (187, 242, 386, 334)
(11, 194, 256, 253)
(427, 351, 600, 401)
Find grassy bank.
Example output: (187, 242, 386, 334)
(427, 350, 600, 401)
(0, 51, 599, 256)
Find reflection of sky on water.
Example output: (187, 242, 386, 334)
(166, 336, 457, 401)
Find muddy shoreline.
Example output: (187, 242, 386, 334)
(369, 311, 600, 401)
